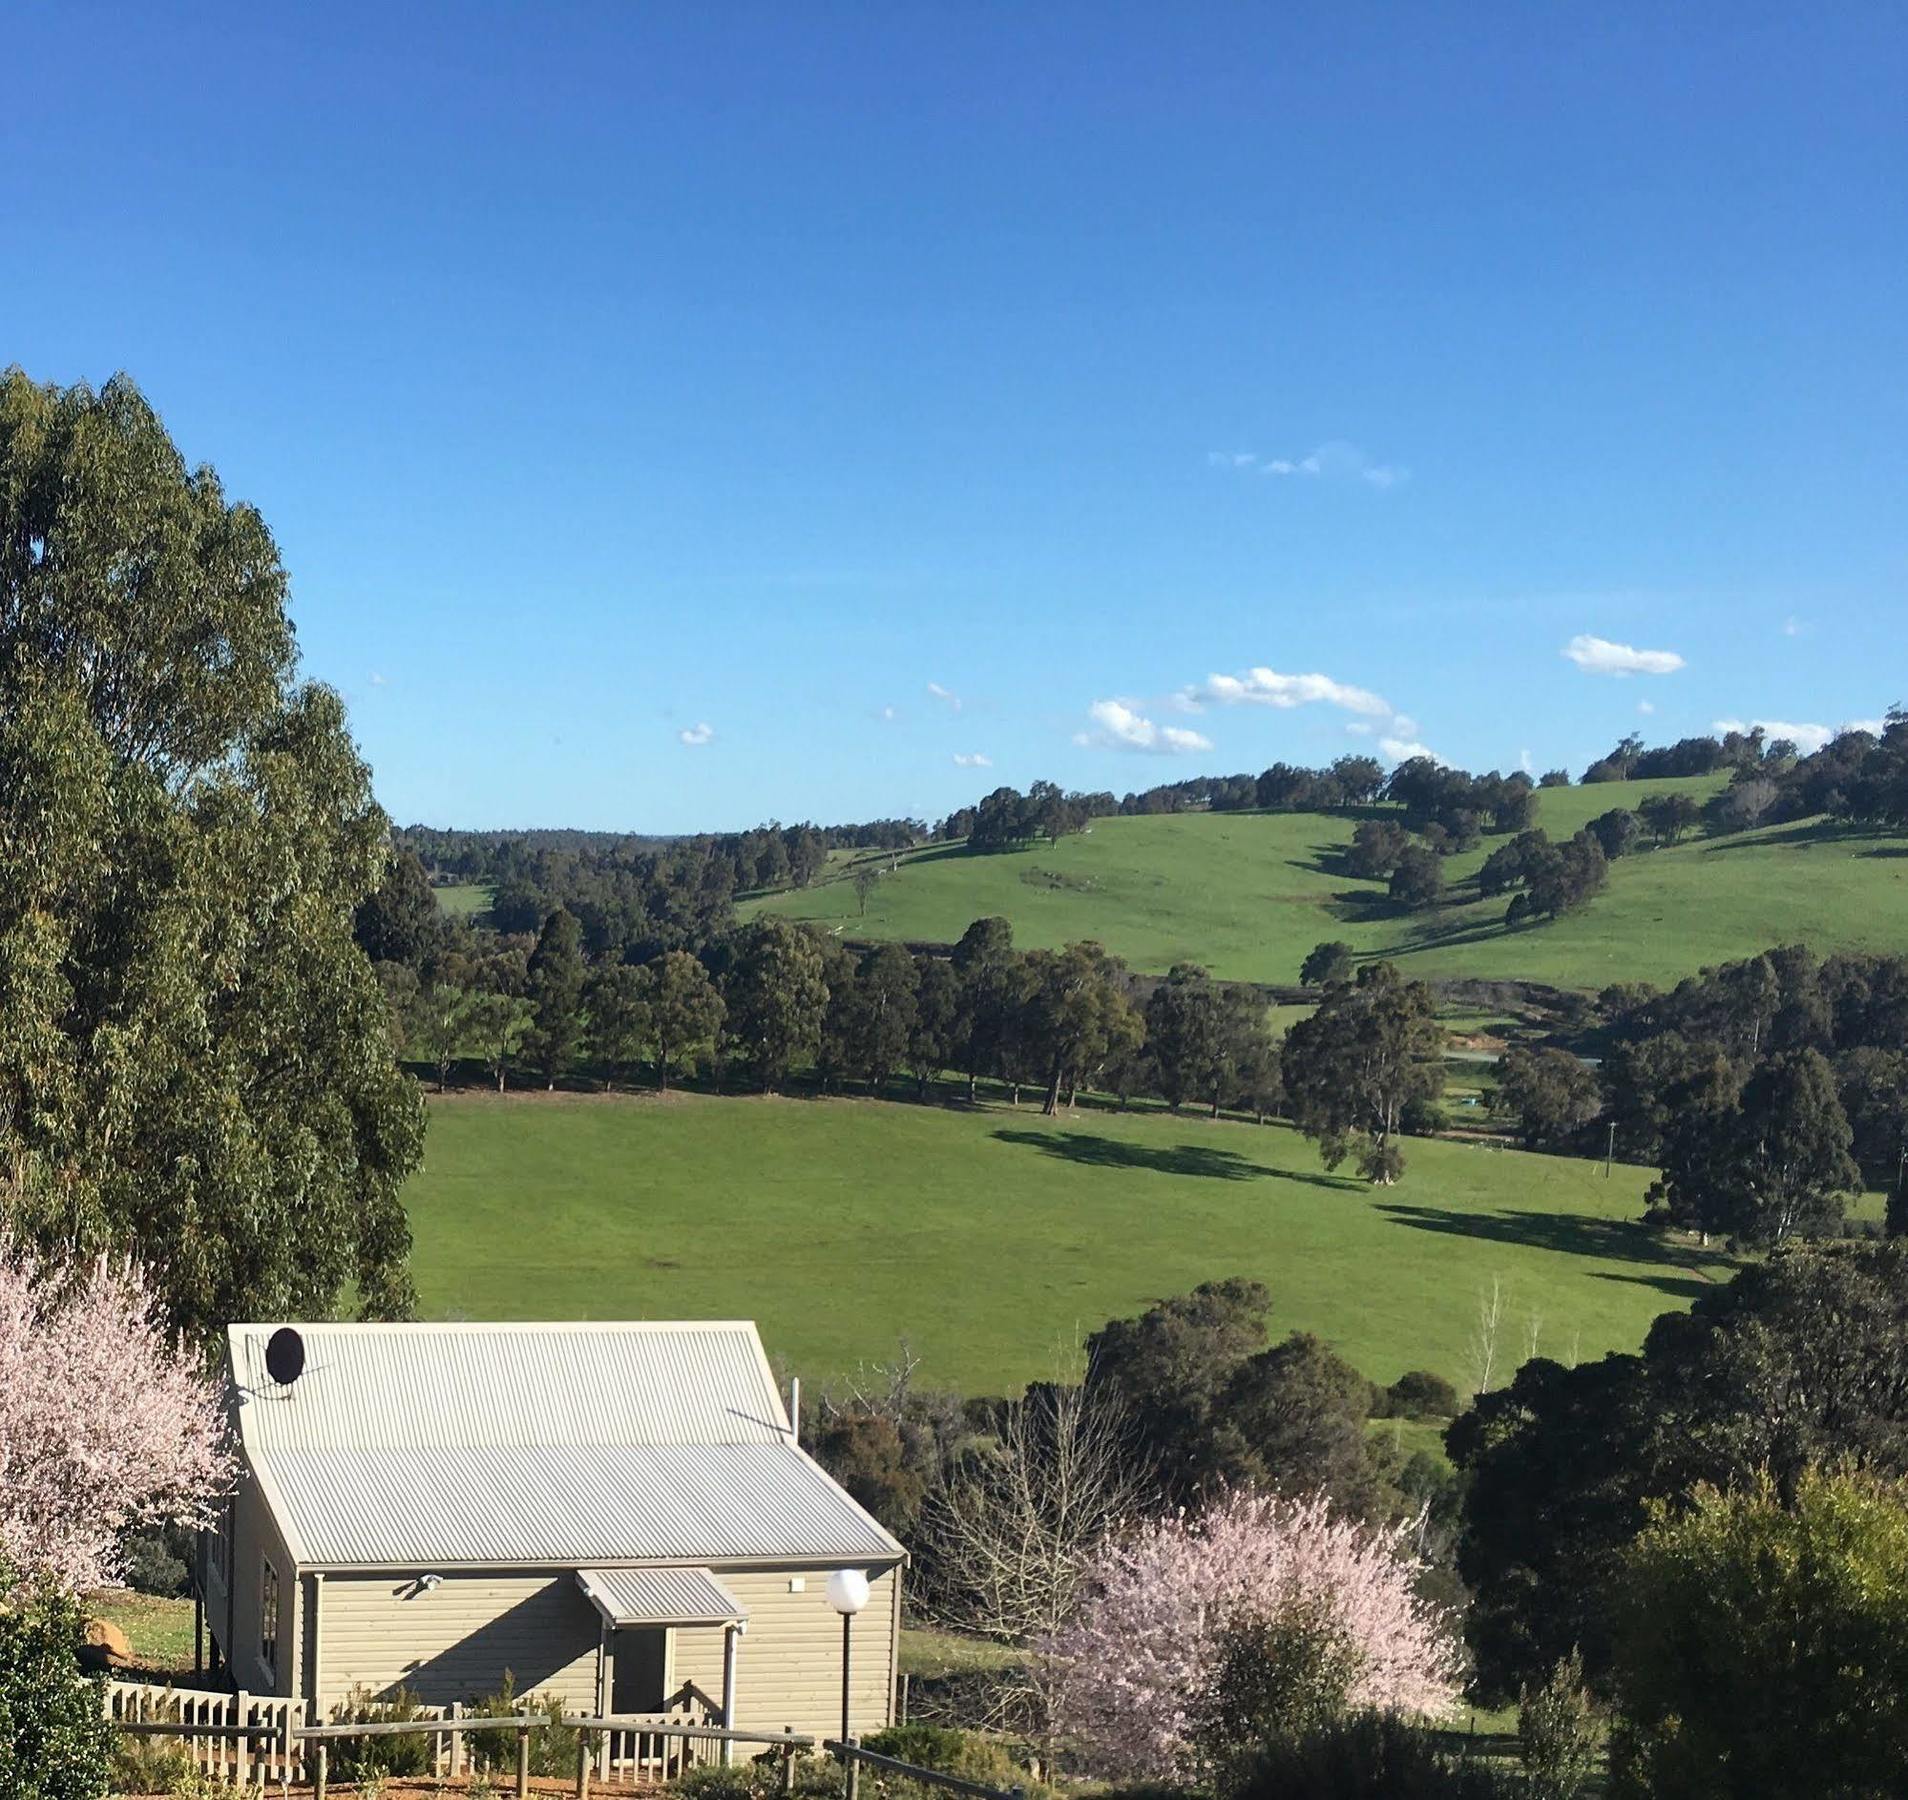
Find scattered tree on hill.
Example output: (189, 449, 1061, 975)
(1586, 808, 1641, 860)
(0, 1239, 233, 1595)
(951, 917, 1019, 1102)
(1538, 768, 1571, 788)
(852, 862, 879, 916)
(1389, 846, 1444, 911)
(907, 955, 962, 1101)
(1021, 941, 1140, 1116)
(1636, 791, 1701, 845)
(1607, 1470, 1908, 1797)
(0, 370, 424, 1336)
(724, 918, 829, 1092)
(466, 989, 534, 1092)
(1301, 941, 1355, 988)
(526, 906, 588, 1087)
(847, 943, 920, 1093)
(409, 982, 478, 1092)
(1146, 964, 1227, 1112)
(1496, 1048, 1603, 1152)
(1048, 1489, 1461, 1783)
(645, 949, 725, 1091)
(1835, 1046, 1908, 1193)
(584, 960, 651, 1090)
(1347, 819, 1412, 880)
(1214, 1331, 1390, 1519)
(1649, 1047, 1859, 1245)
(1281, 963, 1445, 1183)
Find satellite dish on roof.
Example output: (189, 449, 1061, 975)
(265, 1326, 306, 1387)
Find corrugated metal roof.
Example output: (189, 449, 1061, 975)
(229, 1320, 789, 1451)
(578, 1567, 747, 1627)
(226, 1321, 904, 1571)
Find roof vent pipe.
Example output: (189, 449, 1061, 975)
(790, 1375, 801, 1444)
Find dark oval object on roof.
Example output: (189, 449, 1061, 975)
(265, 1325, 306, 1387)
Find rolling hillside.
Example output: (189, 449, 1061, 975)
(407, 1089, 1724, 1396)
(744, 776, 1908, 990)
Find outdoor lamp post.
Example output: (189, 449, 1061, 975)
(827, 1567, 871, 1800)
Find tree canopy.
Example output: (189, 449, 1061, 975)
(0, 370, 424, 1336)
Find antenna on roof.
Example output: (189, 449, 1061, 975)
(264, 1326, 306, 1388)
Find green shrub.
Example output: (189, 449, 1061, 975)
(1232, 1713, 1519, 1800)
(1382, 1371, 1460, 1421)
(465, 1671, 578, 1776)
(326, 1683, 434, 1778)
(107, 1735, 194, 1794)
(861, 1725, 1022, 1787)
(0, 1583, 116, 1800)
(1516, 1654, 1598, 1800)
(1190, 1603, 1366, 1789)
(675, 1756, 841, 1800)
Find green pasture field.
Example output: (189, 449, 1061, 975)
(744, 776, 1908, 991)
(405, 1089, 1725, 1397)
(433, 881, 495, 919)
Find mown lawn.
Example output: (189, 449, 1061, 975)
(88, 1590, 195, 1674)
(743, 778, 1908, 991)
(406, 1090, 1722, 1397)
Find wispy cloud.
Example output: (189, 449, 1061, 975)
(1379, 736, 1443, 764)
(1208, 441, 1408, 490)
(1074, 698, 1215, 756)
(677, 722, 715, 747)
(1782, 616, 1807, 638)
(1563, 634, 1686, 677)
(952, 751, 992, 768)
(927, 681, 962, 712)
(877, 704, 898, 722)
(1180, 666, 1392, 718)
(368, 671, 389, 688)
(1637, 699, 1656, 715)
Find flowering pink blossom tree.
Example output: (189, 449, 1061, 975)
(1047, 1489, 1462, 1780)
(0, 1239, 233, 1595)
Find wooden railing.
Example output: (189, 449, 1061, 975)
(105, 1675, 804, 1792)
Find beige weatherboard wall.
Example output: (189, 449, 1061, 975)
(198, 1320, 905, 1738)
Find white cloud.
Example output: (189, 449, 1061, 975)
(1210, 440, 1407, 490)
(927, 681, 962, 711)
(1563, 634, 1686, 677)
(1782, 616, 1806, 638)
(368, 671, 389, 688)
(877, 704, 898, 722)
(677, 722, 715, 747)
(1344, 721, 1374, 737)
(952, 751, 992, 768)
(1520, 748, 1535, 774)
(1183, 666, 1392, 718)
(1713, 715, 1888, 755)
(1379, 736, 1443, 765)
(1074, 698, 1214, 756)
(1637, 699, 1656, 715)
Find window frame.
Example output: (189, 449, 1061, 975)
(259, 1556, 280, 1682)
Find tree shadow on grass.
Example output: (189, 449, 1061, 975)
(1590, 1269, 1716, 1301)
(1376, 1200, 1699, 1268)
(991, 1127, 1357, 1189)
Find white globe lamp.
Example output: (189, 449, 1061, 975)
(827, 1567, 872, 1794)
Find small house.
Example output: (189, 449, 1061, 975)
(197, 1320, 905, 1737)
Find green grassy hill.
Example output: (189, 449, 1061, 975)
(743, 777, 1908, 990)
(407, 1089, 1723, 1396)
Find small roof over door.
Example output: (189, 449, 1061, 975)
(578, 1567, 749, 1628)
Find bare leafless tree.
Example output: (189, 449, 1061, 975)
(918, 1382, 1139, 1747)
(1466, 1276, 1504, 1399)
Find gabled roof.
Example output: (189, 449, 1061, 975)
(226, 1320, 903, 1572)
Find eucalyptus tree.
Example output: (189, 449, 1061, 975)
(0, 370, 423, 1335)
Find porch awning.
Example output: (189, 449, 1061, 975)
(577, 1567, 749, 1629)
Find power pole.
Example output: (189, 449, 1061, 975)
(1605, 1120, 1616, 1179)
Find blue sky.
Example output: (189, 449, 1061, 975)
(6, 2, 1905, 831)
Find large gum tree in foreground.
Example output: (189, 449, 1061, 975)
(0, 370, 425, 1336)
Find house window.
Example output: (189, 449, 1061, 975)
(260, 1558, 280, 1681)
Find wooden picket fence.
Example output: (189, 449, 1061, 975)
(104, 1677, 762, 1789)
